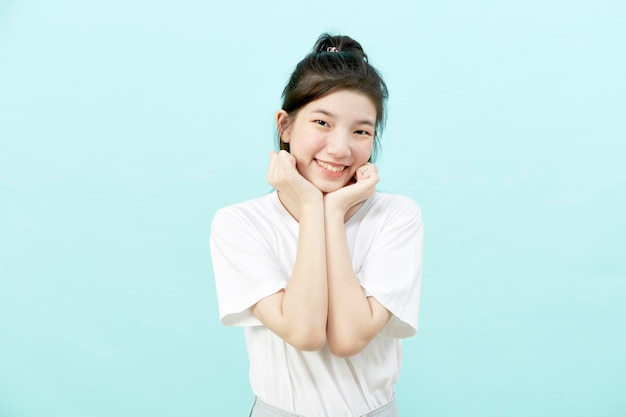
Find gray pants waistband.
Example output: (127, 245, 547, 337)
(249, 396, 400, 417)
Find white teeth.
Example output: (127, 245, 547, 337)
(317, 160, 345, 172)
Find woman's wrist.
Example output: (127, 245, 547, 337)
(299, 197, 325, 214)
(323, 198, 349, 221)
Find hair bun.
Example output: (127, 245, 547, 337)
(313, 33, 368, 61)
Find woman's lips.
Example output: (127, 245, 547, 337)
(315, 159, 347, 173)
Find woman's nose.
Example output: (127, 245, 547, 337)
(326, 130, 351, 157)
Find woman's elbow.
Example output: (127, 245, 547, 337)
(327, 337, 367, 358)
(287, 327, 327, 351)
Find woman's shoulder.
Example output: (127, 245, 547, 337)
(350, 192, 422, 230)
(370, 192, 422, 217)
(211, 191, 284, 230)
(215, 192, 276, 214)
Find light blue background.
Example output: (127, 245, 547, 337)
(1, 1, 625, 416)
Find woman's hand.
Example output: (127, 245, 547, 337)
(267, 150, 322, 217)
(324, 163, 379, 217)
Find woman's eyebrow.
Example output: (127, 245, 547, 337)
(310, 109, 375, 126)
(310, 109, 334, 118)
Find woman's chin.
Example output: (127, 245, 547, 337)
(314, 180, 349, 195)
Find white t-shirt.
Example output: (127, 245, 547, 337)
(210, 191, 423, 417)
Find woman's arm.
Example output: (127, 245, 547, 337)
(249, 151, 328, 351)
(324, 164, 392, 358)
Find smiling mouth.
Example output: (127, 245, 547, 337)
(316, 159, 347, 173)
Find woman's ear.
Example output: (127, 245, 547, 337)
(276, 110, 290, 143)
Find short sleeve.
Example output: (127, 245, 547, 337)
(358, 196, 423, 338)
(210, 207, 288, 327)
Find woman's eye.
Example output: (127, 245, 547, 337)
(355, 130, 372, 136)
(315, 120, 328, 127)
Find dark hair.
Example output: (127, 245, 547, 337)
(278, 33, 388, 162)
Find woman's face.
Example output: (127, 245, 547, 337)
(277, 89, 377, 194)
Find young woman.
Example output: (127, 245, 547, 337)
(210, 34, 423, 417)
